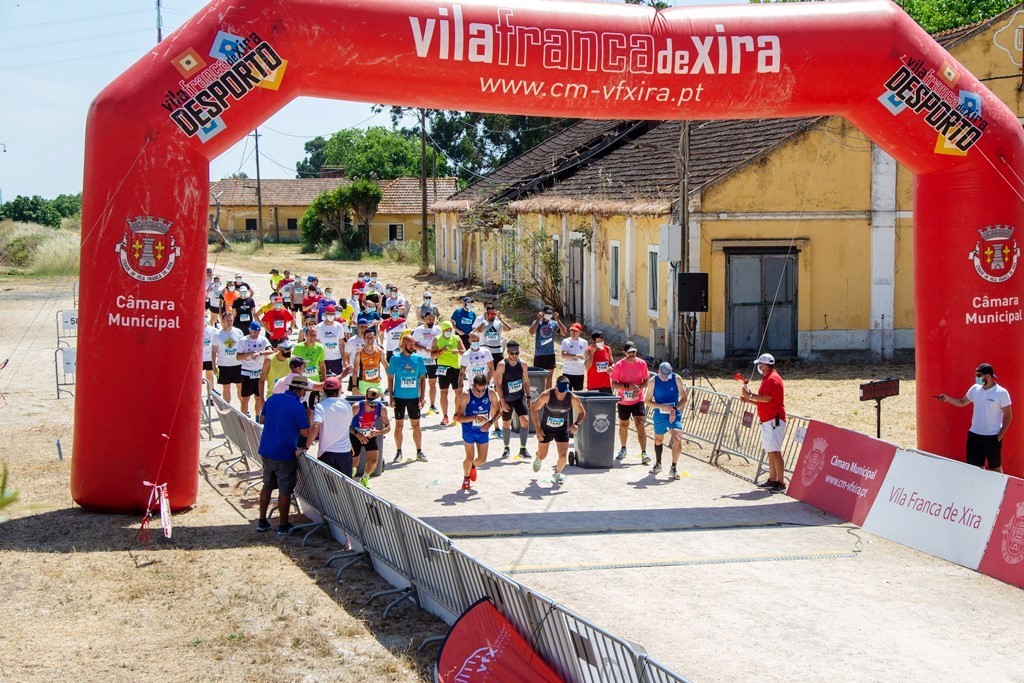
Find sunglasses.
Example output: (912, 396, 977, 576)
(508, 351, 520, 356)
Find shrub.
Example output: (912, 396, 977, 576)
(29, 230, 79, 276)
(382, 240, 423, 264)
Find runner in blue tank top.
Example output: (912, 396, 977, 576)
(644, 362, 688, 480)
(455, 373, 500, 491)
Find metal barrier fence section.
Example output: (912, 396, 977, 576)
(56, 309, 78, 347)
(54, 347, 76, 399)
(678, 386, 731, 460)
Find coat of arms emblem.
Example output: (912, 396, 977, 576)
(800, 437, 829, 487)
(1001, 501, 1024, 565)
(115, 216, 180, 282)
(969, 224, 1019, 283)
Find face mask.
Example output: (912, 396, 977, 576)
(234, 279, 242, 285)
(544, 314, 552, 321)
(556, 382, 571, 393)
(595, 341, 605, 349)
(239, 289, 249, 297)
(227, 285, 235, 291)
(756, 366, 765, 376)
(274, 304, 283, 310)
(325, 315, 335, 322)
(370, 277, 377, 282)
(976, 376, 985, 385)
(424, 298, 431, 304)
(391, 312, 399, 319)
(471, 342, 481, 350)
(363, 276, 370, 282)
(325, 292, 332, 298)
(463, 303, 470, 310)
(443, 330, 453, 338)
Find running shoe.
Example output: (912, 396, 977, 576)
(757, 479, 777, 489)
(416, 451, 429, 463)
(469, 465, 478, 482)
(670, 466, 680, 481)
(392, 449, 403, 464)
(360, 475, 371, 489)
(502, 447, 511, 459)
(440, 416, 450, 426)
(518, 447, 530, 460)
(493, 427, 502, 439)
(532, 457, 543, 473)
(649, 463, 663, 475)
(768, 481, 786, 493)
(427, 405, 439, 415)
(256, 519, 271, 532)
(615, 447, 627, 461)
(351, 467, 357, 478)
(553, 472, 566, 485)
(276, 523, 294, 536)
(641, 452, 652, 466)
(462, 477, 471, 491)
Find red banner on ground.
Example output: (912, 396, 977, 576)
(977, 478, 1024, 589)
(787, 421, 896, 526)
(437, 598, 563, 683)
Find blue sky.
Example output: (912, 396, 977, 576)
(0, 0, 744, 203)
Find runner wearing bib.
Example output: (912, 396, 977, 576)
(644, 362, 688, 481)
(212, 311, 244, 404)
(584, 330, 614, 393)
(231, 287, 257, 334)
(456, 374, 500, 491)
(492, 340, 532, 459)
(293, 327, 327, 409)
(412, 313, 442, 415)
(316, 306, 347, 378)
(528, 305, 567, 391)
(260, 295, 294, 348)
(610, 343, 651, 465)
(560, 323, 589, 391)
(530, 376, 586, 486)
(357, 330, 385, 396)
(380, 307, 407, 364)
(459, 332, 494, 391)
(262, 339, 295, 398)
(387, 331, 429, 463)
(207, 276, 222, 326)
(344, 320, 369, 391)
(349, 386, 391, 488)
(473, 303, 511, 368)
(238, 322, 272, 417)
(432, 322, 465, 426)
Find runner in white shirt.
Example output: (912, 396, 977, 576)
(343, 319, 369, 391)
(202, 319, 217, 387)
(238, 322, 272, 416)
(473, 303, 512, 369)
(206, 276, 222, 327)
(384, 284, 408, 316)
(211, 310, 244, 404)
(460, 331, 495, 390)
(316, 305, 348, 378)
(308, 376, 355, 477)
(412, 312, 442, 414)
(560, 322, 589, 391)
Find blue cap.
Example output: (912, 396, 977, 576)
(356, 314, 371, 325)
(249, 321, 261, 331)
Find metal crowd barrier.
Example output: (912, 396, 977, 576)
(55, 309, 78, 347)
(54, 347, 76, 399)
(678, 386, 731, 460)
(756, 413, 810, 484)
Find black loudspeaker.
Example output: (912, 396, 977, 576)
(678, 272, 709, 312)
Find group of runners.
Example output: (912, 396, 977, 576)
(204, 266, 695, 493)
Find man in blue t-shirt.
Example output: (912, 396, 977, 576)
(358, 309, 382, 336)
(257, 376, 311, 534)
(387, 331, 429, 464)
(450, 297, 477, 349)
(528, 304, 567, 391)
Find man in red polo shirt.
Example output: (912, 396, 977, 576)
(260, 295, 295, 348)
(351, 271, 367, 308)
(740, 352, 787, 492)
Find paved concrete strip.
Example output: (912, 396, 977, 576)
(498, 550, 860, 575)
(445, 519, 784, 539)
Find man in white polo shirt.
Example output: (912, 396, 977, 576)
(938, 362, 1012, 473)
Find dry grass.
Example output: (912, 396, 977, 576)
(0, 220, 80, 276)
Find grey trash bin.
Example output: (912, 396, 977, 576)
(510, 366, 555, 435)
(344, 396, 386, 477)
(571, 390, 621, 469)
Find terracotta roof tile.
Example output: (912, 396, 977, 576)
(210, 176, 458, 210)
(377, 177, 459, 213)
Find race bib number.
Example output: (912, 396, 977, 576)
(485, 330, 499, 341)
(305, 366, 317, 377)
(273, 320, 284, 329)
(243, 369, 261, 379)
(507, 379, 522, 394)
(325, 341, 338, 349)
(597, 361, 609, 372)
(624, 390, 636, 401)
(225, 348, 237, 357)
(364, 367, 379, 380)
(471, 365, 486, 377)
(545, 416, 565, 429)
(435, 365, 448, 377)
(400, 377, 416, 389)
(239, 314, 250, 322)
(425, 359, 437, 367)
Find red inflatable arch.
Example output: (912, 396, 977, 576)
(75, 0, 1024, 511)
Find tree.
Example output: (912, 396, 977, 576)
(295, 136, 327, 178)
(896, 0, 1017, 33)
(223, 171, 249, 179)
(348, 179, 383, 249)
(0, 195, 61, 228)
(295, 127, 451, 181)
(50, 193, 82, 219)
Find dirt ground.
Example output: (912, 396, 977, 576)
(0, 245, 922, 681)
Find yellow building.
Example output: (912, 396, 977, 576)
(435, 8, 1024, 362)
(209, 176, 457, 245)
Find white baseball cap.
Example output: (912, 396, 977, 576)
(754, 353, 775, 366)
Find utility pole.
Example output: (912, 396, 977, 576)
(677, 121, 691, 378)
(253, 128, 264, 249)
(156, 0, 163, 42)
(420, 108, 429, 272)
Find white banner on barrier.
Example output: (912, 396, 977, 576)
(60, 347, 77, 374)
(61, 309, 79, 331)
(862, 449, 1007, 570)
